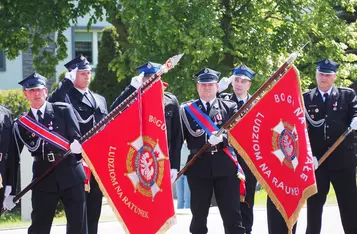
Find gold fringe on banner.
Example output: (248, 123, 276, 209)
(229, 136, 317, 230)
(82, 150, 131, 233)
(227, 66, 317, 231)
(82, 150, 177, 233)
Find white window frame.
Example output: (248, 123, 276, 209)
(71, 26, 104, 71)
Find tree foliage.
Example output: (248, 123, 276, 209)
(90, 26, 128, 106)
(0, 90, 29, 117)
(1, 1, 357, 100)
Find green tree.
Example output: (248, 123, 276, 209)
(117, 0, 357, 100)
(1, 1, 357, 99)
(0, 90, 29, 117)
(90, 26, 130, 106)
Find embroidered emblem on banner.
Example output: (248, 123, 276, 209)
(272, 120, 299, 170)
(126, 136, 168, 200)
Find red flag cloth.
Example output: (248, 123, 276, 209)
(228, 66, 317, 230)
(82, 80, 176, 234)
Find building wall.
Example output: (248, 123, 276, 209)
(55, 15, 112, 81)
(0, 52, 23, 90)
(0, 13, 112, 90)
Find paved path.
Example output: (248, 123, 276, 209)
(0, 204, 343, 233)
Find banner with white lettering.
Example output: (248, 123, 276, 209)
(81, 80, 175, 234)
(228, 66, 317, 232)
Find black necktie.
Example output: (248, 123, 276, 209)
(323, 93, 329, 103)
(37, 110, 43, 124)
(206, 102, 211, 114)
(238, 100, 244, 108)
(84, 92, 94, 108)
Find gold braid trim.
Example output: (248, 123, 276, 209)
(82, 150, 130, 234)
(156, 215, 177, 233)
(228, 66, 317, 232)
(229, 133, 317, 232)
(82, 149, 177, 233)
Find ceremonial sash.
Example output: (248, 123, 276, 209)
(17, 114, 70, 151)
(183, 102, 246, 200)
(17, 114, 91, 191)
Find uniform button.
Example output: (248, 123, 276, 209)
(325, 115, 328, 118)
(327, 136, 330, 139)
(326, 125, 329, 128)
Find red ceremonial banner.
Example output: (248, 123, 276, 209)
(82, 80, 175, 234)
(228, 66, 317, 230)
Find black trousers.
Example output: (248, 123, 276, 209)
(187, 175, 245, 234)
(28, 184, 87, 234)
(240, 161, 257, 234)
(267, 197, 297, 234)
(85, 175, 103, 234)
(306, 166, 357, 234)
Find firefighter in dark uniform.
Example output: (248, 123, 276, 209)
(304, 59, 357, 234)
(180, 68, 245, 234)
(219, 64, 257, 234)
(3, 73, 87, 234)
(0, 105, 16, 211)
(110, 62, 181, 181)
(48, 55, 108, 234)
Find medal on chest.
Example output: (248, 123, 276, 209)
(48, 121, 53, 131)
(214, 113, 222, 125)
(333, 101, 337, 111)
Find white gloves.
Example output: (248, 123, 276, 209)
(70, 139, 82, 154)
(64, 68, 78, 83)
(4, 185, 11, 197)
(313, 156, 319, 170)
(350, 118, 357, 130)
(218, 76, 232, 93)
(208, 132, 223, 146)
(130, 72, 145, 89)
(170, 169, 178, 184)
(3, 186, 16, 211)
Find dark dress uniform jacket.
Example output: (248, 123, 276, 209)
(304, 86, 357, 170)
(181, 98, 238, 177)
(48, 78, 108, 136)
(0, 105, 15, 188)
(219, 93, 256, 234)
(0, 105, 17, 209)
(111, 85, 182, 170)
(48, 78, 108, 234)
(12, 102, 86, 193)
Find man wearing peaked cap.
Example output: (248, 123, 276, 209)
(48, 55, 108, 234)
(219, 64, 256, 106)
(4, 73, 88, 233)
(303, 59, 357, 234)
(180, 67, 245, 234)
(136, 61, 162, 77)
(315, 58, 340, 74)
(110, 61, 182, 185)
(18, 72, 47, 90)
(194, 67, 221, 82)
(64, 54, 92, 71)
(219, 64, 258, 234)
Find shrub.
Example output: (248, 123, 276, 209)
(0, 89, 30, 117)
